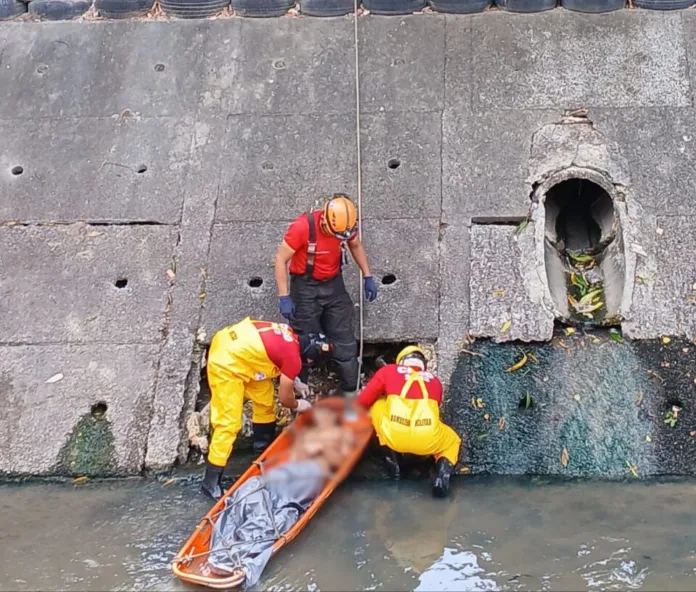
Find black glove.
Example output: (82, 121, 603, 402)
(201, 460, 224, 500)
(279, 295, 296, 321)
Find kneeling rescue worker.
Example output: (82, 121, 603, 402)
(356, 346, 461, 498)
(201, 317, 333, 500)
(274, 194, 378, 398)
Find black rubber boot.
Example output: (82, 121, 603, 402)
(201, 460, 224, 500)
(380, 446, 401, 480)
(252, 422, 277, 454)
(432, 458, 454, 498)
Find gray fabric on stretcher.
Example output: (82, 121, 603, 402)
(208, 460, 326, 587)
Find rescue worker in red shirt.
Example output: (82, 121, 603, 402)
(274, 194, 378, 398)
(357, 345, 462, 498)
(201, 317, 333, 500)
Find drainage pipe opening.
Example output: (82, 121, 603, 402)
(542, 176, 624, 327)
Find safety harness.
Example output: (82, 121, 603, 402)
(303, 212, 317, 280)
(302, 211, 349, 281)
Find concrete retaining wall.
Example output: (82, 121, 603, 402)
(1, 11, 695, 476)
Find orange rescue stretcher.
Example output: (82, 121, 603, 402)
(171, 397, 374, 590)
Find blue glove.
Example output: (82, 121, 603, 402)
(364, 276, 378, 302)
(279, 295, 296, 321)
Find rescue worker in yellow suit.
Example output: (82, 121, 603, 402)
(201, 317, 333, 500)
(356, 345, 461, 498)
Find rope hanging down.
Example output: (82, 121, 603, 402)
(352, 0, 364, 393)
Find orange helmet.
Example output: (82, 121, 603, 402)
(321, 193, 358, 240)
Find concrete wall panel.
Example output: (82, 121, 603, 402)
(344, 218, 440, 341)
(0, 344, 159, 475)
(592, 109, 696, 216)
(216, 114, 358, 223)
(467, 12, 690, 111)
(360, 111, 442, 220)
(0, 22, 209, 120)
(359, 15, 447, 114)
(442, 110, 558, 221)
(0, 117, 194, 223)
(200, 19, 355, 117)
(203, 222, 285, 338)
(0, 225, 177, 344)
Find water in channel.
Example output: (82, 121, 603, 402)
(2, 476, 696, 591)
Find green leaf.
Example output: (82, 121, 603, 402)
(569, 252, 595, 263)
(525, 391, 532, 409)
(609, 329, 624, 344)
(515, 219, 529, 235)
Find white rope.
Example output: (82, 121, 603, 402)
(352, 0, 364, 393)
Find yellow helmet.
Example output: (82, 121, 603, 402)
(321, 193, 358, 240)
(396, 345, 427, 370)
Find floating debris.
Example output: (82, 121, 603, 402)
(498, 417, 506, 431)
(73, 476, 89, 484)
(500, 320, 512, 334)
(561, 447, 569, 468)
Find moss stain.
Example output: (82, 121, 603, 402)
(55, 411, 116, 476)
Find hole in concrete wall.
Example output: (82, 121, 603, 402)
(11, 166, 23, 176)
(361, 341, 420, 375)
(542, 176, 624, 327)
(666, 399, 683, 412)
(154, 63, 165, 72)
(387, 158, 401, 170)
(114, 278, 128, 289)
(545, 179, 613, 250)
(91, 401, 108, 418)
(518, 393, 534, 410)
(136, 164, 148, 174)
(381, 273, 397, 285)
(248, 277, 263, 288)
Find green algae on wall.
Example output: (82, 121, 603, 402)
(55, 407, 117, 476)
(445, 328, 696, 478)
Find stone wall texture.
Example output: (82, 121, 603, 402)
(1, 11, 695, 477)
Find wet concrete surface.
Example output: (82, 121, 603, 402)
(3, 476, 696, 591)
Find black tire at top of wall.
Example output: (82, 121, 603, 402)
(0, 0, 27, 18)
(231, 0, 294, 16)
(561, 0, 624, 11)
(363, 0, 426, 14)
(299, 0, 353, 16)
(633, 0, 694, 8)
(94, 0, 153, 17)
(495, 0, 555, 11)
(28, 0, 91, 19)
(160, 0, 229, 18)
(428, 0, 491, 13)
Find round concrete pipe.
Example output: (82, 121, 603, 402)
(532, 168, 627, 325)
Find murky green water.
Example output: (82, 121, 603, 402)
(2, 476, 696, 591)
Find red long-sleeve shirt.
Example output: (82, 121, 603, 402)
(357, 364, 443, 409)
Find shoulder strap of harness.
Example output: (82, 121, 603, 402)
(399, 369, 429, 400)
(304, 211, 317, 280)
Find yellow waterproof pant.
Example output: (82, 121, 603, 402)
(206, 319, 279, 467)
(371, 398, 461, 464)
